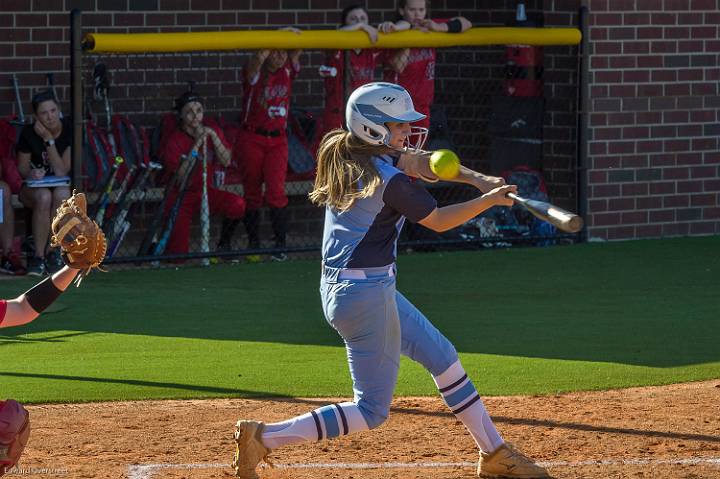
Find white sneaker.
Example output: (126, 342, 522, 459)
(478, 443, 550, 478)
(232, 420, 271, 479)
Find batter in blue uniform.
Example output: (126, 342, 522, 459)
(233, 82, 550, 479)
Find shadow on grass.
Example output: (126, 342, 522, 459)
(1, 237, 719, 368)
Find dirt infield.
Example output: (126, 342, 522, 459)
(17, 380, 720, 478)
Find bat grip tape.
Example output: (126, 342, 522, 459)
(24, 276, 63, 314)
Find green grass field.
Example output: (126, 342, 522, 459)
(1, 236, 718, 404)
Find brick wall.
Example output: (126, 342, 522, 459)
(585, 0, 720, 240)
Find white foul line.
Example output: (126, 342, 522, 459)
(127, 456, 720, 479)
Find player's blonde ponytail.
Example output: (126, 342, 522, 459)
(309, 129, 387, 211)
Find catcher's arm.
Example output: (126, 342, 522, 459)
(397, 150, 506, 193)
(0, 266, 78, 329)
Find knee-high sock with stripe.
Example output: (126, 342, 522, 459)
(261, 402, 369, 449)
(433, 360, 504, 453)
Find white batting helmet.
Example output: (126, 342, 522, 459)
(345, 82, 428, 151)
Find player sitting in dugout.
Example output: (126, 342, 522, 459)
(16, 90, 73, 277)
(159, 91, 246, 255)
(234, 28, 302, 261)
(380, 0, 472, 132)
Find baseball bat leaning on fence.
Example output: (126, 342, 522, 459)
(506, 193, 583, 233)
(47, 73, 63, 119)
(106, 161, 162, 258)
(200, 138, 210, 266)
(91, 155, 124, 222)
(11, 74, 25, 124)
(151, 151, 200, 257)
(136, 164, 183, 257)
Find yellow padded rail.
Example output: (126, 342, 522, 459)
(83, 27, 581, 53)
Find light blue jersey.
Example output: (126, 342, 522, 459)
(321, 154, 436, 275)
(319, 155, 458, 430)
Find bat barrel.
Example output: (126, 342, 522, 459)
(507, 192, 584, 233)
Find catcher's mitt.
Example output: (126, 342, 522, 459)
(0, 400, 30, 477)
(50, 191, 107, 284)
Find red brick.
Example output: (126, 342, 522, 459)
(593, 212, 621, 226)
(665, 139, 691, 152)
(623, 70, 650, 83)
(589, 171, 608, 184)
(591, 56, 609, 69)
(607, 112, 634, 125)
(637, 26, 662, 39)
(636, 112, 662, 124)
(692, 83, 716, 96)
(609, 198, 635, 210)
(650, 154, 676, 167)
(16, 14, 47, 27)
(623, 41, 650, 54)
(593, 156, 621, 169)
(609, 85, 636, 97)
(664, 167, 690, 180)
(607, 226, 635, 239)
(590, 142, 607, 155)
(648, 210, 675, 223)
(662, 111, 689, 123)
(591, 85, 609, 97)
(621, 155, 649, 168)
(589, 199, 608, 212)
(622, 211, 648, 224)
(703, 152, 720, 164)
(678, 125, 703, 136)
(678, 40, 704, 52)
(608, 142, 635, 154)
(637, 141, 663, 153)
(650, 41, 677, 54)
(691, 166, 717, 178)
(15, 43, 47, 57)
(636, 224, 663, 237)
(691, 0, 717, 9)
(593, 184, 621, 197)
(664, 195, 690, 208)
(689, 222, 718, 235)
(622, 183, 649, 196)
(664, 83, 690, 96)
(704, 208, 720, 219)
(676, 153, 703, 165)
(650, 182, 676, 195)
(678, 69, 703, 82)
(637, 56, 663, 68)
(595, 70, 622, 83)
(623, 126, 650, 139)
(666, 26, 691, 39)
(692, 25, 719, 38)
(590, 28, 608, 41)
(595, 42, 622, 55)
(637, 196, 662, 209)
(691, 193, 716, 206)
(609, 27, 636, 40)
(637, 84, 663, 97)
(651, 13, 677, 25)
(678, 181, 704, 194)
(590, 113, 607, 127)
(594, 13, 623, 25)
(662, 222, 690, 236)
(624, 13, 651, 25)
(610, 56, 635, 69)
(692, 138, 718, 151)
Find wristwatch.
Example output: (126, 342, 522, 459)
(44, 139, 55, 147)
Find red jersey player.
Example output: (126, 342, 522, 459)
(318, 5, 380, 136)
(160, 91, 246, 255)
(380, 0, 471, 131)
(235, 30, 302, 261)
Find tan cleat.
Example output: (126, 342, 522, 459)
(478, 443, 550, 478)
(232, 420, 271, 479)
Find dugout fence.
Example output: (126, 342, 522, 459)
(70, 10, 583, 268)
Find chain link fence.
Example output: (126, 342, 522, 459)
(79, 40, 579, 269)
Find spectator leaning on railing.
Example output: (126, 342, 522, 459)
(380, 0, 472, 133)
(235, 27, 303, 262)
